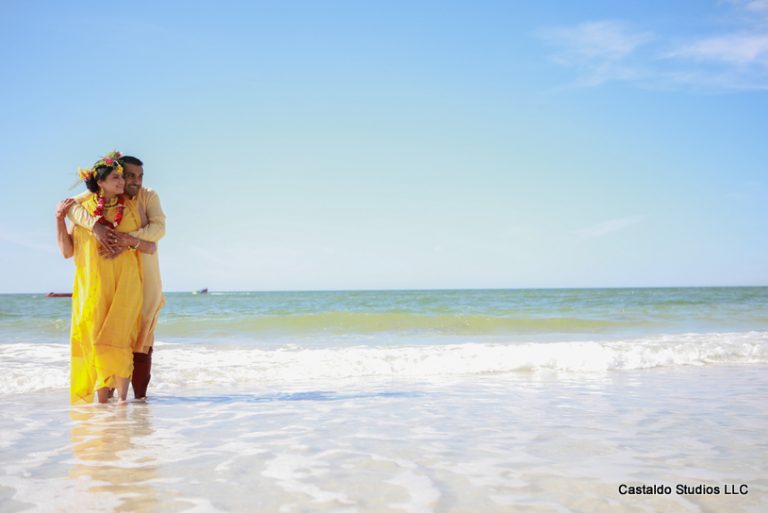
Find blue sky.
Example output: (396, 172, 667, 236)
(1, 0, 766, 292)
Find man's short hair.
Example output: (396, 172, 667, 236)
(119, 156, 144, 166)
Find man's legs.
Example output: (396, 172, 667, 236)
(132, 347, 153, 399)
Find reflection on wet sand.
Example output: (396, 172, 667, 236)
(69, 404, 160, 513)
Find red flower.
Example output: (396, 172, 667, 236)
(104, 158, 113, 165)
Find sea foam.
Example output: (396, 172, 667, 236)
(1, 331, 766, 395)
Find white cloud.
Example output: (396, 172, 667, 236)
(538, 20, 655, 87)
(539, 21, 654, 61)
(191, 244, 304, 268)
(0, 226, 58, 255)
(741, 0, 768, 14)
(572, 215, 644, 239)
(539, 2, 768, 91)
(539, 21, 654, 62)
(668, 33, 768, 65)
(538, 21, 654, 86)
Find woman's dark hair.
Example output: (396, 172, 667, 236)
(85, 165, 117, 193)
(118, 156, 143, 167)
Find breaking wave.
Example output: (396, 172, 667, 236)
(2, 331, 766, 394)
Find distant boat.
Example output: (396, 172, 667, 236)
(47, 292, 72, 298)
(193, 288, 208, 295)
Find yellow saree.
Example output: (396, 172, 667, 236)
(70, 195, 143, 404)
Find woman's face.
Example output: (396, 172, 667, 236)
(97, 170, 125, 196)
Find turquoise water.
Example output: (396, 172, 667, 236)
(2, 287, 767, 394)
(3, 287, 768, 343)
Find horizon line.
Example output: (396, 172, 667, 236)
(4, 284, 768, 295)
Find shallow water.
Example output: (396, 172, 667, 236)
(1, 288, 767, 511)
(1, 365, 766, 513)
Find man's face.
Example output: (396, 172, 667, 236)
(123, 163, 143, 198)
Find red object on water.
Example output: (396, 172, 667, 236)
(47, 292, 72, 297)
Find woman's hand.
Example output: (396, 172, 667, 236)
(56, 198, 76, 220)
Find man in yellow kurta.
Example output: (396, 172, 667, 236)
(68, 155, 165, 399)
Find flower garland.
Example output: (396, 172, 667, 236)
(92, 194, 126, 228)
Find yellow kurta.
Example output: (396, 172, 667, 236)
(69, 187, 165, 354)
(70, 195, 143, 404)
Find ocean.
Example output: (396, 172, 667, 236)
(1, 287, 767, 512)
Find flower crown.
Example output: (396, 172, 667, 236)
(77, 150, 124, 182)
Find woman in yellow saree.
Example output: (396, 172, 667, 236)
(56, 151, 155, 404)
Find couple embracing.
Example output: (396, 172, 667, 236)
(55, 151, 166, 404)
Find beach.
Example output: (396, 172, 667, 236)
(1, 288, 767, 512)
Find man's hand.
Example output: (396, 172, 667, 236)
(92, 223, 120, 253)
(56, 198, 76, 220)
(98, 245, 125, 259)
(98, 232, 138, 259)
(115, 232, 137, 249)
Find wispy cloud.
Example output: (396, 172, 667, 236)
(538, 2, 768, 91)
(191, 244, 305, 269)
(667, 33, 768, 65)
(190, 245, 230, 267)
(733, 0, 768, 14)
(0, 226, 58, 255)
(539, 21, 654, 61)
(572, 215, 644, 240)
(538, 21, 654, 86)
